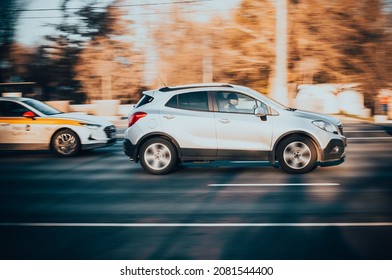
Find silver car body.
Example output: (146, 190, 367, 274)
(124, 83, 346, 173)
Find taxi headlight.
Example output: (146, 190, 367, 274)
(80, 123, 102, 130)
(312, 120, 338, 134)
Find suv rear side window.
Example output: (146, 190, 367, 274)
(166, 91, 209, 111)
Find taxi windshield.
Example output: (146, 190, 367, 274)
(23, 99, 62, 115)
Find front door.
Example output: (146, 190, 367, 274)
(213, 91, 274, 160)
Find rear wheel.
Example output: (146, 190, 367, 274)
(277, 136, 317, 174)
(139, 138, 178, 175)
(52, 129, 81, 157)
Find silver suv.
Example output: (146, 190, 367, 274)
(123, 83, 346, 175)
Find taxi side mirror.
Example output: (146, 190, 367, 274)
(23, 111, 36, 119)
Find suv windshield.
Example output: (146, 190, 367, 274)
(240, 86, 291, 110)
(23, 99, 62, 115)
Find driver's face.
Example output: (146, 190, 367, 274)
(229, 99, 239, 105)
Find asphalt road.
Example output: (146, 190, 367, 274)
(1, 119, 392, 260)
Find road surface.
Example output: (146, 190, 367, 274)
(0, 118, 392, 259)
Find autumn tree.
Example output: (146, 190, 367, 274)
(24, 46, 57, 100)
(41, 0, 84, 101)
(7, 43, 34, 80)
(0, 0, 26, 82)
(151, 0, 276, 93)
(211, 0, 275, 93)
(288, 0, 390, 111)
(75, 1, 144, 103)
(151, 5, 207, 87)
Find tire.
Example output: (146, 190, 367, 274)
(139, 138, 178, 175)
(51, 129, 81, 157)
(277, 135, 317, 174)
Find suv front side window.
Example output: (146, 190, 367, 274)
(215, 92, 259, 114)
(166, 91, 209, 112)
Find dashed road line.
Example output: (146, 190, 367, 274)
(208, 183, 340, 187)
(0, 222, 391, 227)
(348, 137, 392, 140)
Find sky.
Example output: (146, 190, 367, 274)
(16, 0, 241, 47)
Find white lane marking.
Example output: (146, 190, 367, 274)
(345, 130, 388, 133)
(208, 183, 340, 187)
(348, 137, 392, 140)
(0, 222, 391, 227)
(229, 161, 268, 163)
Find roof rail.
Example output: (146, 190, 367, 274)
(159, 83, 233, 92)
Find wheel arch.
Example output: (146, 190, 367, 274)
(134, 132, 181, 162)
(271, 131, 321, 164)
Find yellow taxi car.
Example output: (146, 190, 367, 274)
(0, 97, 116, 156)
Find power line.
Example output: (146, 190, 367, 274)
(17, 0, 215, 12)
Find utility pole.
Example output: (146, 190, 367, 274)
(202, 33, 213, 83)
(97, 60, 114, 100)
(203, 54, 213, 83)
(271, 0, 289, 105)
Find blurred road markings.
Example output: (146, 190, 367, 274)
(348, 137, 392, 140)
(1, 222, 391, 227)
(345, 130, 386, 132)
(207, 183, 340, 187)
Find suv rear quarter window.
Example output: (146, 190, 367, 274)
(135, 95, 154, 108)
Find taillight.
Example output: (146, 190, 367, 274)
(129, 112, 147, 127)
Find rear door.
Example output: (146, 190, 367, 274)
(160, 91, 217, 159)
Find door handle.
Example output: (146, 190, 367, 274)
(218, 119, 230, 124)
(163, 115, 175, 119)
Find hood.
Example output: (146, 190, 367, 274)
(293, 109, 341, 125)
(54, 112, 113, 126)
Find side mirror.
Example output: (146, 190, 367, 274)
(23, 111, 36, 119)
(254, 106, 267, 117)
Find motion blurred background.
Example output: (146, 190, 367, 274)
(1, 0, 392, 117)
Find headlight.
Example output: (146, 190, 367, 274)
(80, 123, 102, 130)
(312, 120, 338, 134)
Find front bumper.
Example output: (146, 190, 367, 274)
(81, 125, 117, 150)
(320, 138, 346, 162)
(82, 138, 116, 150)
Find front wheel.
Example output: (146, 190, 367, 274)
(51, 129, 81, 157)
(277, 136, 317, 174)
(139, 138, 178, 175)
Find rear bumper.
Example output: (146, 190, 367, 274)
(123, 138, 138, 162)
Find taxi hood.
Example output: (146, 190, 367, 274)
(55, 112, 113, 126)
